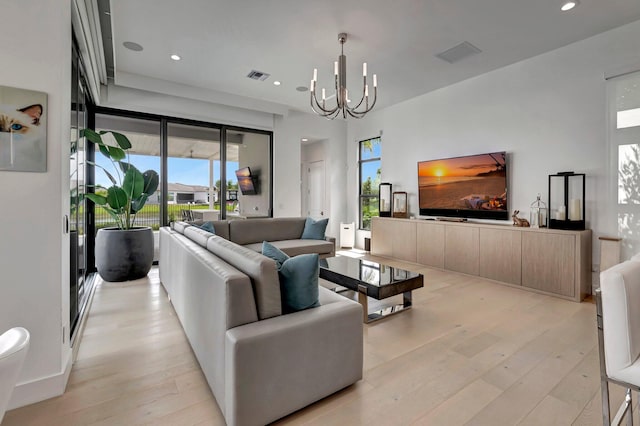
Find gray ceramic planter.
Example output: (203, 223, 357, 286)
(95, 227, 154, 282)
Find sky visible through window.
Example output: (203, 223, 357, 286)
(361, 139, 381, 193)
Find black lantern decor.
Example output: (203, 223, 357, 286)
(379, 183, 392, 217)
(548, 172, 585, 230)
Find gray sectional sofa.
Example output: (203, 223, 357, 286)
(159, 218, 362, 426)
(188, 217, 336, 258)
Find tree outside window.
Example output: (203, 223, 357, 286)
(359, 137, 381, 230)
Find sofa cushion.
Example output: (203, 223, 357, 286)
(189, 220, 230, 240)
(229, 218, 306, 245)
(301, 217, 329, 240)
(172, 221, 192, 234)
(184, 226, 214, 248)
(262, 242, 320, 314)
(245, 239, 334, 257)
(206, 235, 282, 320)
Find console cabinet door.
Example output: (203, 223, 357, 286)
(392, 221, 417, 263)
(479, 228, 522, 285)
(371, 218, 393, 258)
(445, 226, 479, 275)
(417, 222, 445, 268)
(522, 232, 575, 297)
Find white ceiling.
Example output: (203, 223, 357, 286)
(106, 0, 640, 115)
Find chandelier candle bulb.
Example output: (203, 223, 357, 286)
(373, 74, 377, 87)
(313, 68, 317, 81)
(322, 88, 326, 100)
(310, 80, 315, 91)
(363, 63, 367, 76)
(334, 62, 338, 75)
(365, 85, 369, 97)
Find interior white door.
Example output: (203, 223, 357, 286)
(307, 160, 326, 220)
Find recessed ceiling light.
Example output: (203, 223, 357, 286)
(170, 54, 181, 61)
(301, 138, 308, 142)
(273, 81, 281, 86)
(561, 0, 579, 11)
(123, 41, 143, 52)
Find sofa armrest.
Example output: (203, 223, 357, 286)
(224, 299, 362, 426)
(325, 236, 336, 257)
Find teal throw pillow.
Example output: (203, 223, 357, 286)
(262, 241, 320, 314)
(262, 241, 288, 269)
(301, 217, 329, 240)
(198, 221, 216, 234)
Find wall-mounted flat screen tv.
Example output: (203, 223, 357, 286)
(418, 151, 508, 220)
(235, 167, 257, 195)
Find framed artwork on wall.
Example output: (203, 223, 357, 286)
(392, 191, 408, 218)
(0, 85, 47, 172)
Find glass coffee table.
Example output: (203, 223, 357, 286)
(319, 256, 424, 323)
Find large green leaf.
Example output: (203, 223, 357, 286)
(80, 128, 102, 145)
(107, 146, 126, 161)
(98, 144, 110, 159)
(106, 186, 128, 212)
(85, 193, 107, 205)
(142, 170, 159, 196)
(118, 162, 140, 175)
(131, 194, 149, 213)
(86, 160, 117, 185)
(110, 131, 132, 150)
(122, 168, 144, 200)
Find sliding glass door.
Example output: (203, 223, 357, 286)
(167, 123, 221, 222)
(224, 128, 272, 219)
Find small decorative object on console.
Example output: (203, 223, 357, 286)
(392, 191, 408, 218)
(512, 210, 530, 227)
(529, 193, 548, 228)
(379, 183, 392, 217)
(548, 172, 585, 230)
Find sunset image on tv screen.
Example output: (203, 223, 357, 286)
(418, 152, 507, 211)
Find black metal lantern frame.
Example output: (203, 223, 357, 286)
(548, 172, 585, 231)
(379, 183, 392, 217)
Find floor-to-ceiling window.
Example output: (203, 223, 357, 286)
(70, 40, 93, 340)
(90, 109, 273, 233)
(167, 122, 221, 222)
(608, 69, 640, 260)
(359, 137, 381, 230)
(224, 127, 272, 219)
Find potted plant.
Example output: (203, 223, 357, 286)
(80, 128, 159, 282)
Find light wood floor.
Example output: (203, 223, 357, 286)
(4, 255, 632, 425)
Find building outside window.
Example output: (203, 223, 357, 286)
(359, 137, 381, 230)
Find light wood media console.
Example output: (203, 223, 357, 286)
(371, 217, 592, 302)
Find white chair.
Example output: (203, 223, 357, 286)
(0, 327, 30, 423)
(596, 260, 640, 425)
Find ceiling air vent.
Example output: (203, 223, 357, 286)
(247, 70, 270, 81)
(435, 41, 482, 64)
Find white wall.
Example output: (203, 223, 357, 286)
(274, 111, 348, 239)
(0, 0, 72, 408)
(348, 19, 640, 264)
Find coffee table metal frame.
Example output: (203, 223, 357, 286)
(319, 257, 424, 323)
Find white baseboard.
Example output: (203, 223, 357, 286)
(7, 350, 72, 410)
